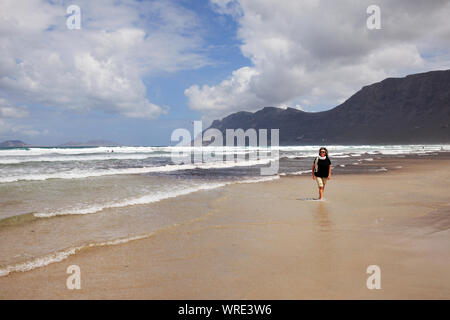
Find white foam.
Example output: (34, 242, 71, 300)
(0, 233, 154, 277)
(34, 175, 280, 218)
(1, 175, 281, 276)
(0, 153, 168, 164)
(33, 183, 228, 217)
(0, 158, 275, 183)
(2, 144, 449, 157)
(289, 170, 311, 176)
(332, 155, 351, 158)
(241, 176, 280, 183)
(0, 146, 162, 156)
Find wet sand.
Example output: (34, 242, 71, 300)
(1, 156, 449, 299)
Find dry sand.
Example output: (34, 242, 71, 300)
(0, 157, 449, 299)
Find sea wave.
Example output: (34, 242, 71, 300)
(0, 175, 280, 277)
(0, 212, 38, 227)
(33, 175, 280, 218)
(0, 233, 154, 277)
(1, 144, 448, 157)
(0, 158, 275, 183)
(0, 146, 263, 157)
(0, 154, 168, 164)
(0, 146, 163, 156)
(280, 170, 310, 176)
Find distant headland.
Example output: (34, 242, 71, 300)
(0, 140, 119, 148)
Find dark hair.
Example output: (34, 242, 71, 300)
(319, 147, 328, 156)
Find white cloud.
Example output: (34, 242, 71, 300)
(185, 66, 264, 116)
(0, 0, 208, 120)
(0, 119, 11, 135)
(210, 0, 243, 17)
(0, 98, 29, 118)
(0, 97, 43, 139)
(186, 0, 450, 120)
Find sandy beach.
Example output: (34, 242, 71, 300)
(0, 155, 449, 299)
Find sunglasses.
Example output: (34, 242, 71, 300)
(320, 151, 326, 153)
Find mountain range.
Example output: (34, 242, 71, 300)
(206, 69, 450, 145)
(0, 140, 30, 148)
(0, 140, 119, 148)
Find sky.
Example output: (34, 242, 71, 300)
(0, 0, 450, 146)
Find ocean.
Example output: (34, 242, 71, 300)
(0, 144, 448, 276)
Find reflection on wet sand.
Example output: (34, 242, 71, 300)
(311, 201, 338, 288)
(314, 201, 333, 232)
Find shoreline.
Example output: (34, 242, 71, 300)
(0, 155, 449, 299)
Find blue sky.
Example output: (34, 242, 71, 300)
(1, 0, 449, 146)
(0, 0, 252, 146)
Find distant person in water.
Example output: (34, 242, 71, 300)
(312, 147, 331, 200)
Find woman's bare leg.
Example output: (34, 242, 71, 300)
(318, 186, 324, 200)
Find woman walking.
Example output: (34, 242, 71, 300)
(312, 147, 331, 200)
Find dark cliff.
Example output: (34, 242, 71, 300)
(207, 69, 450, 145)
